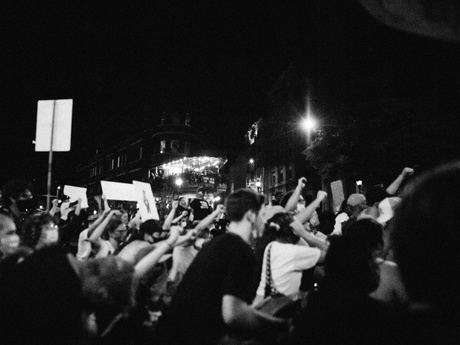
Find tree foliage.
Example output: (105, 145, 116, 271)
(305, 99, 460, 185)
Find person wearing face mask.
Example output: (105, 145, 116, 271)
(1, 179, 36, 241)
(22, 212, 60, 251)
(0, 213, 21, 259)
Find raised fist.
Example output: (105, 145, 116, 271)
(316, 191, 328, 202)
(402, 167, 414, 177)
(297, 177, 307, 189)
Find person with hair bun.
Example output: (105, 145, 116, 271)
(253, 211, 326, 305)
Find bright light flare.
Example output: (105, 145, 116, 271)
(175, 177, 183, 186)
(301, 117, 317, 132)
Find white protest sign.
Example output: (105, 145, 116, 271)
(133, 180, 159, 220)
(330, 180, 345, 213)
(63, 185, 88, 208)
(35, 99, 73, 152)
(100, 181, 137, 201)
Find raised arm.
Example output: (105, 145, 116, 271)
(134, 225, 181, 279)
(291, 216, 329, 256)
(172, 210, 188, 224)
(162, 200, 179, 230)
(284, 177, 307, 212)
(386, 167, 414, 195)
(296, 190, 327, 225)
(74, 198, 82, 216)
(49, 199, 60, 217)
(128, 210, 142, 230)
(193, 204, 225, 236)
(87, 209, 121, 244)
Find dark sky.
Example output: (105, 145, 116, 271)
(1, 0, 459, 187)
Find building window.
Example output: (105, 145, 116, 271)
(287, 164, 293, 181)
(160, 140, 166, 154)
(271, 170, 277, 187)
(278, 166, 285, 184)
(184, 141, 190, 154)
(120, 153, 127, 166)
(171, 140, 179, 153)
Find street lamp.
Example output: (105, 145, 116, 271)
(301, 115, 317, 145)
(175, 177, 183, 186)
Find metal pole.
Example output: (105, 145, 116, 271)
(46, 100, 56, 211)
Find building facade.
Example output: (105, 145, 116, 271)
(75, 113, 227, 201)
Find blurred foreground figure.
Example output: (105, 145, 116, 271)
(387, 161, 460, 343)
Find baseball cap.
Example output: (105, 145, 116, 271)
(347, 194, 366, 207)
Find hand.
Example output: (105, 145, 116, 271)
(215, 204, 225, 214)
(181, 210, 188, 217)
(110, 209, 122, 217)
(402, 167, 414, 177)
(297, 177, 307, 189)
(51, 199, 58, 207)
(316, 191, 328, 202)
(77, 198, 82, 205)
(172, 200, 179, 209)
(101, 194, 107, 201)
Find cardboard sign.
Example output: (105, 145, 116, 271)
(63, 185, 88, 208)
(133, 180, 159, 220)
(35, 99, 73, 152)
(100, 181, 137, 201)
(330, 180, 345, 213)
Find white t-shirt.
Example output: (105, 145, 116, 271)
(256, 241, 321, 298)
(95, 239, 116, 258)
(331, 212, 349, 236)
(76, 229, 91, 261)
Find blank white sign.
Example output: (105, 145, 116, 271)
(63, 185, 88, 208)
(100, 181, 137, 201)
(35, 99, 73, 152)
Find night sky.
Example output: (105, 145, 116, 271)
(1, 1, 459, 189)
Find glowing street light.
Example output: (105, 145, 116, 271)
(301, 116, 317, 132)
(249, 158, 254, 164)
(175, 177, 183, 186)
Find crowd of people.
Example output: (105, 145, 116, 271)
(1, 161, 459, 344)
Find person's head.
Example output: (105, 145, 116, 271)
(139, 219, 162, 243)
(322, 235, 379, 296)
(266, 212, 300, 244)
(78, 256, 136, 333)
(196, 188, 204, 199)
(0, 214, 19, 257)
(390, 161, 460, 309)
(365, 186, 389, 208)
(107, 219, 128, 243)
(318, 211, 336, 236)
(345, 218, 383, 254)
(0, 246, 91, 345)
(1, 179, 34, 212)
(179, 196, 188, 208)
(346, 193, 366, 216)
(225, 189, 266, 232)
(23, 212, 59, 250)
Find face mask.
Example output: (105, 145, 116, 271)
(16, 198, 36, 212)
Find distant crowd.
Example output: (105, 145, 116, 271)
(1, 162, 459, 345)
